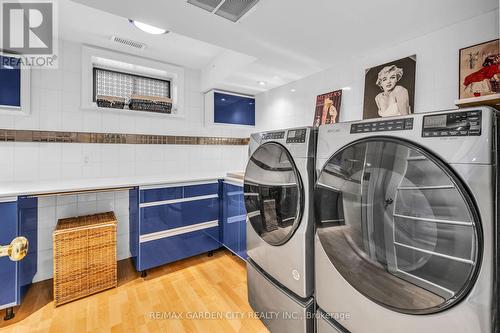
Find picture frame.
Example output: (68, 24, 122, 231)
(459, 39, 499, 99)
(313, 90, 342, 127)
(362, 56, 416, 120)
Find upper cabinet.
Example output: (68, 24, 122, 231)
(205, 90, 255, 127)
(0, 54, 30, 115)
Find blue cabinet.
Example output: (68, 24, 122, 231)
(214, 92, 255, 126)
(0, 200, 18, 310)
(0, 55, 21, 108)
(0, 197, 37, 317)
(130, 181, 222, 272)
(221, 181, 247, 259)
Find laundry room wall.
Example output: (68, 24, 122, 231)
(0, 40, 252, 183)
(255, 9, 499, 130)
(0, 40, 252, 282)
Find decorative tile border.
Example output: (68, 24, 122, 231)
(0, 129, 250, 145)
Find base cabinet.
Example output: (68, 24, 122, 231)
(222, 182, 247, 259)
(130, 182, 221, 272)
(0, 197, 37, 318)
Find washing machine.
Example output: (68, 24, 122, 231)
(244, 127, 316, 333)
(314, 106, 498, 333)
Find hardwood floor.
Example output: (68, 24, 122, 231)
(0, 250, 269, 333)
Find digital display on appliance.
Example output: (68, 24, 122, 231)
(288, 130, 296, 138)
(423, 115, 447, 128)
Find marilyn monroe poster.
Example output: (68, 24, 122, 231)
(363, 56, 416, 119)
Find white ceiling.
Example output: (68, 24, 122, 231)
(65, 0, 498, 95)
(58, 0, 224, 69)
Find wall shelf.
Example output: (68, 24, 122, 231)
(455, 93, 500, 110)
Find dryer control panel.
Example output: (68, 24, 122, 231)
(286, 128, 307, 143)
(350, 118, 414, 133)
(262, 131, 285, 140)
(422, 110, 481, 137)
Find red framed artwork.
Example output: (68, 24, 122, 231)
(459, 39, 500, 99)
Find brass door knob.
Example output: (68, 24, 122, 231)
(0, 237, 29, 261)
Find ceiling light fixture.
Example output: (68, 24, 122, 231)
(290, 89, 296, 92)
(258, 81, 267, 86)
(129, 19, 168, 35)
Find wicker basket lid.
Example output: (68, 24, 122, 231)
(55, 212, 117, 232)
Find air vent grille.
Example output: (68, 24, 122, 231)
(187, 0, 259, 22)
(110, 36, 147, 50)
(215, 0, 259, 22)
(187, 0, 223, 12)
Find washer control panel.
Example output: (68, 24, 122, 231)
(422, 110, 481, 137)
(350, 118, 414, 133)
(286, 128, 307, 143)
(262, 131, 285, 140)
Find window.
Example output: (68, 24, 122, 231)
(82, 45, 185, 116)
(92, 67, 171, 102)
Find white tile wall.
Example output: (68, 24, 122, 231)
(255, 10, 499, 131)
(0, 39, 251, 182)
(34, 190, 129, 282)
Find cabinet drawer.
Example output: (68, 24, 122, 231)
(184, 182, 219, 198)
(137, 226, 220, 271)
(140, 186, 182, 204)
(140, 197, 219, 235)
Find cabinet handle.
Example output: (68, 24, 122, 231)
(0, 237, 28, 261)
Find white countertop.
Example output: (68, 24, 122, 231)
(0, 173, 243, 198)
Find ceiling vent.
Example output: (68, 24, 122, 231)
(187, 0, 260, 22)
(110, 36, 147, 50)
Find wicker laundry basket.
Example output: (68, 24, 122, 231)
(53, 212, 117, 306)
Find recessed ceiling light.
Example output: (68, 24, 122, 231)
(290, 88, 296, 92)
(258, 81, 267, 86)
(129, 19, 168, 35)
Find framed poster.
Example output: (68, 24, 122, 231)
(459, 39, 499, 99)
(363, 56, 416, 120)
(313, 90, 342, 127)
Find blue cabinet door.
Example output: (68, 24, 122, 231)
(0, 201, 18, 308)
(138, 227, 220, 271)
(0, 56, 21, 108)
(223, 183, 241, 254)
(140, 197, 219, 235)
(222, 182, 247, 258)
(214, 92, 255, 126)
(18, 196, 37, 296)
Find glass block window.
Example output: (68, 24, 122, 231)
(93, 67, 170, 101)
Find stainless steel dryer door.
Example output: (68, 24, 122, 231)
(315, 138, 481, 314)
(244, 142, 303, 246)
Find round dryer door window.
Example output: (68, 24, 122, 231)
(315, 138, 481, 314)
(244, 142, 303, 246)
